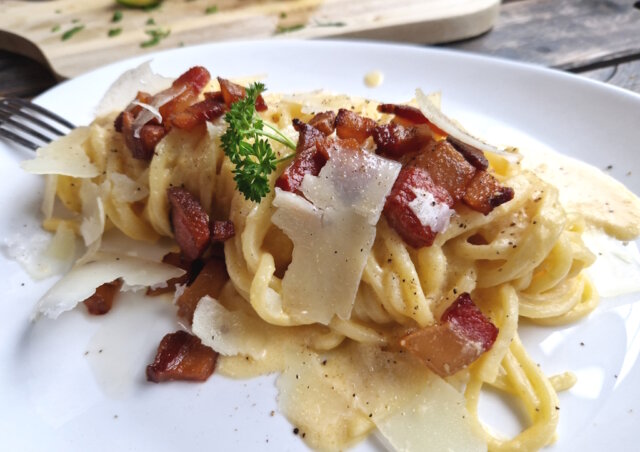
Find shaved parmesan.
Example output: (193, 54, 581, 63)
(2, 223, 77, 280)
(132, 85, 187, 138)
(374, 375, 486, 452)
(130, 100, 162, 133)
(272, 148, 401, 325)
(95, 61, 173, 118)
(34, 253, 185, 319)
(192, 296, 268, 359)
(21, 127, 98, 177)
(408, 187, 454, 234)
(415, 89, 520, 162)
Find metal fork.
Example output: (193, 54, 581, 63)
(0, 98, 75, 150)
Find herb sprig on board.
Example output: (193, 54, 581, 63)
(221, 83, 296, 202)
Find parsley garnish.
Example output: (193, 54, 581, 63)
(146, 18, 156, 25)
(221, 83, 296, 202)
(112, 11, 123, 22)
(140, 27, 170, 47)
(108, 28, 122, 37)
(315, 20, 346, 27)
(275, 24, 305, 34)
(51, 25, 61, 33)
(61, 25, 84, 41)
(205, 5, 218, 14)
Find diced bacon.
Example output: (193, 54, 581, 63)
(446, 136, 489, 171)
(377, 103, 447, 136)
(275, 146, 326, 194)
(158, 66, 212, 130)
(315, 136, 361, 160)
(293, 118, 325, 152)
(146, 252, 203, 296)
(204, 91, 224, 102)
(334, 109, 376, 143)
(275, 119, 328, 194)
(146, 330, 218, 383)
(114, 91, 154, 132)
(218, 77, 267, 111)
(139, 124, 167, 154)
(176, 258, 227, 323)
(170, 97, 227, 130)
(407, 140, 476, 202)
(399, 293, 498, 377)
(83, 279, 123, 315)
(373, 122, 432, 158)
(441, 293, 499, 346)
(167, 187, 210, 261)
(210, 220, 235, 242)
(120, 111, 163, 160)
(462, 171, 514, 215)
(308, 111, 336, 136)
(175, 66, 211, 93)
(384, 166, 453, 248)
(116, 68, 211, 158)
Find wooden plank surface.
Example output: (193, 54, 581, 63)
(0, 0, 499, 79)
(450, 0, 640, 71)
(582, 60, 640, 94)
(1, 0, 640, 98)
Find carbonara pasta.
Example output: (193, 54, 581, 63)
(23, 64, 640, 452)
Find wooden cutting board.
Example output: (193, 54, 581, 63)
(0, 0, 500, 79)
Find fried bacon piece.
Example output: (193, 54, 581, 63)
(167, 187, 210, 261)
(146, 330, 218, 383)
(315, 136, 360, 159)
(176, 258, 227, 323)
(170, 97, 227, 130)
(83, 279, 123, 315)
(373, 122, 432, 158)
(119, 111, 166, 160)
(400, 293, 498, 377)
(378, 103, 490, 169)
(377, 103, 447, 136)
(334, 109, 376, 143)
(308, 111, 336, 136)
(210, 220, 235, 242)
(275, 119, 328, 193)
(116, 67, 211, 159)
(218, 77, 267, 111)
(407, 140, 476, 202)
(383, 166, 453, 248)
(158, 66, 212, 130)
(463, 171, 514, 215)
(114, 91, 154, 132)
(146, 252, 203, 296)
(446, 135, 489, 171)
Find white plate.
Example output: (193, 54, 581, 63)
(1, 40, 639, 452)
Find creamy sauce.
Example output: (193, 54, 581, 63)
(364, 70, 384, 88)
(518, 147, 640, 241)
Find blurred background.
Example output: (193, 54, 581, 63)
(1, 0, 639, 97)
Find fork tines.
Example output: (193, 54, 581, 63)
(0, 98, 75, 151)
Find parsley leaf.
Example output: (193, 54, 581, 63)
(221, 82, 296, 202)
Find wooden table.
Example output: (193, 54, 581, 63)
(1, 0, 639, 98)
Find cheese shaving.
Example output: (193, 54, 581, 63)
(271, 147, 400, 325)
(21, 127, 98, 178)
(95, 61, 173, 117)
(34, 252, 185, 319)
(416, 88, 520, 162)
(192, 296, 268, 359)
